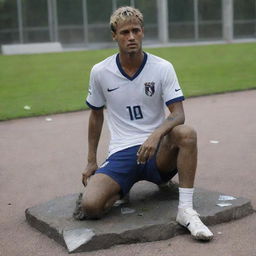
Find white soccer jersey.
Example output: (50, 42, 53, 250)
(86, 52, 184, 156)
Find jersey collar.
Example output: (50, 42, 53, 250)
(116, 52, 148, 81)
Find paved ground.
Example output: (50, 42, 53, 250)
(0, 90, 256, 256)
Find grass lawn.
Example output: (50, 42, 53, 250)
(0, 42, 255, 120)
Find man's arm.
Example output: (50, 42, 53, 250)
(82, 108, 104, 186)
(137, 101, 185, 164)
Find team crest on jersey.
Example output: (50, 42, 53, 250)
(144, 82, 155, 97)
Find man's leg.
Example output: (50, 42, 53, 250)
(81, 173, 121, 219)
(156, 124, 213, 241)
(156, 125, 197, 187)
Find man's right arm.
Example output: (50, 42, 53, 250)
(82, 108, 104, 186)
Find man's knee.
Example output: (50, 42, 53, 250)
(80, 173, 121, 219)
(81, 195, 105, 219)
(173, 125, 197, 147)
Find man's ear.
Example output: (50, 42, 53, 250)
(112, 31, 116, 41)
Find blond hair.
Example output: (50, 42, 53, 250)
(110, 6, 144, 32)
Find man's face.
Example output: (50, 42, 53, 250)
(112, 18, 144, 55)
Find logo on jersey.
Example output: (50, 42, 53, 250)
(107, 87, 119, 92)
(88, 84, 92, 95)
(144, 82, 155, 97)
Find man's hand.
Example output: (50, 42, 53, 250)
(137, 133, 161, 164)
(82, 162, 98, 186)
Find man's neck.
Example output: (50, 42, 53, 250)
(119, 51, 144, 77)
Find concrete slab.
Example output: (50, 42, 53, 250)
(1, 42, 63, 55)
(25, 181, 253, 253)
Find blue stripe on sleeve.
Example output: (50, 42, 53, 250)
(165, 96, 185, 106)
(86, 100, 104, 110)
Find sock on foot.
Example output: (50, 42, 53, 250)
(178, 187, 194, 209)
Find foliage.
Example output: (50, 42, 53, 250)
(0, 42, 255, 120)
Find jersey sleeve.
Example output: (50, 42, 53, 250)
(86, 66, 105, 110)
(162, 62, 185, 106)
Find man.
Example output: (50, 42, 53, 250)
(79, 6, 213, 241)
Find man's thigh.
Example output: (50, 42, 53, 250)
(156, 126, 181, 173)
(95, 146, 140, 196)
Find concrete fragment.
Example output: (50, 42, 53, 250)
(63, 228, 95, 253)
(217, 203, 233, 207)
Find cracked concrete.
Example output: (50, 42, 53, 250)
(25, 182, 253, 253)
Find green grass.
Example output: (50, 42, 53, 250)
(0, 42, 256, 120)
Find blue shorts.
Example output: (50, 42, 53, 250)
(96, 145, 177, 196)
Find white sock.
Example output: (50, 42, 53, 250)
(178, 187, 194, 209)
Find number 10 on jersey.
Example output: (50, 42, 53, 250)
(126, 105, 143, 120)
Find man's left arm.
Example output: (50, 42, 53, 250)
(137, 101, 185, 164)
